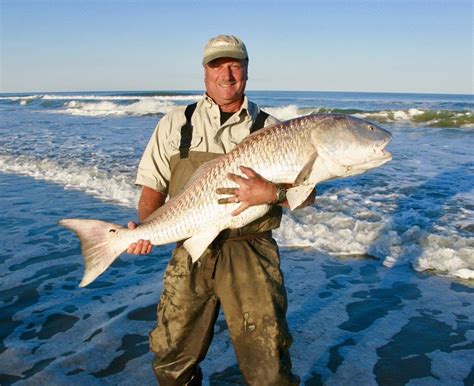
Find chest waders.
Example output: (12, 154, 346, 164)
(149, 104, 299, 386)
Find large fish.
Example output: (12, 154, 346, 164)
(60, 114, 392, 287)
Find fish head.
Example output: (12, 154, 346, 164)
(310, 114, 392, 178)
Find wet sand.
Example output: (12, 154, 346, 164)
(1, 173, 473, 385)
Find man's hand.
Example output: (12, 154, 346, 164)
(216, 166, 278, 216)
(126, 221, 153, 255)
(216, 166, 317, 216)
(125, 186, 165, 255)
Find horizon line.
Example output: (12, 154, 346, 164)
(0, 88, 472, 97)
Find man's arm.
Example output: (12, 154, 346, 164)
(126, 186, 166, 255)
(137, 186, 167, 222)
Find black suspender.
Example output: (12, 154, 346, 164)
(179, 103, 269, 159)
(179, 103, 197, 159)
(250, 110, 269, 133)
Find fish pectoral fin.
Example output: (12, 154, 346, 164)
(294, 150, 318, 185)
(286, 185, 315, 210)
(183, 229, 221, 262)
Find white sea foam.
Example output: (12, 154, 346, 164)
(354, 109, 424, 122)
(0, 95, 42, 101)
(1, 150, 472, 280)
(0, 93, 202, 101)
(416, 234, 474, 279)
(274, 190, 474, 280)
(62, 99, 176, 117)
(264, 104, 302, 120)
(42, 94, 202, 101)
(0, 155, 139, 206)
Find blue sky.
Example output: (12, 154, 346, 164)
(1, 0, 472, 94)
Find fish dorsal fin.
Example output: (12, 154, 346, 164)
(286, 185, 315, 210)
(294, 150, 318, 185)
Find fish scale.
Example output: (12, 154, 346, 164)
(59, 113, 392, 286)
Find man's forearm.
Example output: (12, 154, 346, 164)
(138, 186, 167, 222)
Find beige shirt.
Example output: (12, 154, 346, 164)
(135, 95, 278, 193)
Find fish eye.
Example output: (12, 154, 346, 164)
(368, 125, 374, 131)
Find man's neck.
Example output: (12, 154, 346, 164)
(206, 94, 245, 113)
(220, 99, 243, 113)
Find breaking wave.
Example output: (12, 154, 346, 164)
(0, 154, 139, 206)
(0, 91, 471, 127)
(0, 92, 202, 116)
(267, 106, 473, 128)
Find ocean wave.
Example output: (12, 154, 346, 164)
(0, 93, 202, 113)
(267, 106, 473, 128)
(0, 93, 202, 101)
(61, 99, 177, 117)
(0, 94, 43, 106)
(41, 93, 202, 101)
(1, 92, 472, 127)
(353, 109, 474, 128)
(264, 104, 301, 121)
(0, 154, 139, 206)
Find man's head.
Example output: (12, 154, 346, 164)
(202, 34, 248, 66)
(203, 35, 249, 111)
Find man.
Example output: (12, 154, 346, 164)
(128, 35, 315, 385)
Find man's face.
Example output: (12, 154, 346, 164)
(204, 57, 248, 107)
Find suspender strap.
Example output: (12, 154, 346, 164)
(250, 109, 269, 133)
(179, 102, 197, 159)
(179, 104, 268, 159)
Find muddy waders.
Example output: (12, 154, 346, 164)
(149, 106, 299, 385)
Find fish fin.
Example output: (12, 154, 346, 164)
(286, 185, 316, 210)
(59, 219, 128, 287)
(183, 229, 220, 262)
(294, 150, 318, 185)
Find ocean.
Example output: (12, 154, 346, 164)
(0, 90, 473, 385)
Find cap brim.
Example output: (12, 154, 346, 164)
(202, 51, 248, 65)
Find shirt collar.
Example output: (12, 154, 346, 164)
(203, 94, 251, 118)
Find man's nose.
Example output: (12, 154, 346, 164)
(221, 66, 234, 80)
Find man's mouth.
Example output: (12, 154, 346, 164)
(219, 82, 236, 87)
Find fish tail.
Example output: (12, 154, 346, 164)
(59, 218, 129, 287)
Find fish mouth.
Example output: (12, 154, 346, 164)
(368, 149, 392, 166)
(346, 149, 392, 173)
(372, 137, 392, 163)
(380, 149, 392, 161)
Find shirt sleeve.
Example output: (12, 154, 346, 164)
(135, 114, 173, 193)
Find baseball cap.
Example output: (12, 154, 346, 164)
(202, 34, 248, 65)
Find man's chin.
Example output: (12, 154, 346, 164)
(216, 93, 242, 104)
(217, 88, 238, 98)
